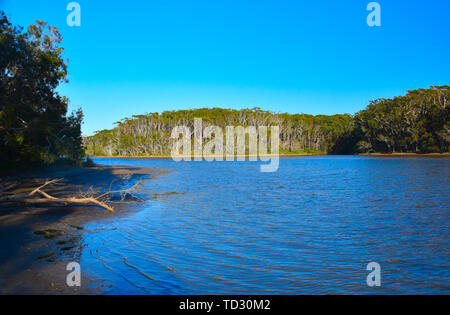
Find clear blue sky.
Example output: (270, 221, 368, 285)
(2, 0, 449, 135)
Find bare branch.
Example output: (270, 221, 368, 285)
(24, 197, 115, 213)
(2, 175, 147, 213)
(28, 178, 63, 196)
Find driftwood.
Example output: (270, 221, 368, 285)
(26, 178, 115, 212)
(0, 177, 144, 213)
(24, 196, 115, 212)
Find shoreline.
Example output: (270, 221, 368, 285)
(0, 164, 156, 294)
(1, 155, 448, 294)
(358, 152, 450, 156)
(91, 152, 450, 159)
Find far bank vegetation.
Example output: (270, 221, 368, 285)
(85, 86, 449, 156)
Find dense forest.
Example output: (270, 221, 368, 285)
(1, 12, 448, 167)
(0, 12, 83, 169)
(85, 86, 449, 156)
(356, 86, 449, 153)
(85, 109, 355, 156)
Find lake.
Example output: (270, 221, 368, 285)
(79, 156, 449, 294)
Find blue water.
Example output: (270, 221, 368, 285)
(79, 156, 449, 294)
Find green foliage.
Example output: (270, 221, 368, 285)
(355, 86, 449, 153)
(0, 12, 84, 168)
(85, 86, 449, 157)
(84, 108, 355, 156)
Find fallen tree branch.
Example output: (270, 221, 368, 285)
(1, 176, 146, 213)
(95, 180, 144, 201)
(25, 178, 117, 212)
(24, 196, 115, 213)
(29, 178, 63, 197)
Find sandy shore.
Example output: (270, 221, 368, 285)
(0, 164, 155, 294)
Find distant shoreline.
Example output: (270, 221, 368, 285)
(91, 153, 450, 159)
(358, 153, 450, 156)
(91, 153, 325, 159)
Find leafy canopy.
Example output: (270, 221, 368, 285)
(0, 11, 84, 168)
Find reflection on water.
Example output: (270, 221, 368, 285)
(79, 156, 449, 294)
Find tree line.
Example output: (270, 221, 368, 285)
(0, 12, 83, 169)
(85, 85, 449, 156)
(1, 12, 448, 168)
(356, 86, 449, 153)
(85, 109, 354, 156)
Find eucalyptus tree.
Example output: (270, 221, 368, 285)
(0, 12, 83, 168)
(85, 86, 449, 157)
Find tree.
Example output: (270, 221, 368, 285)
(0, 11, 83, 168)
(84, 86, 449, 157)
(355, 86, 449, 153)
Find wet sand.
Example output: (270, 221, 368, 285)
(0, 164, 156, 294)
